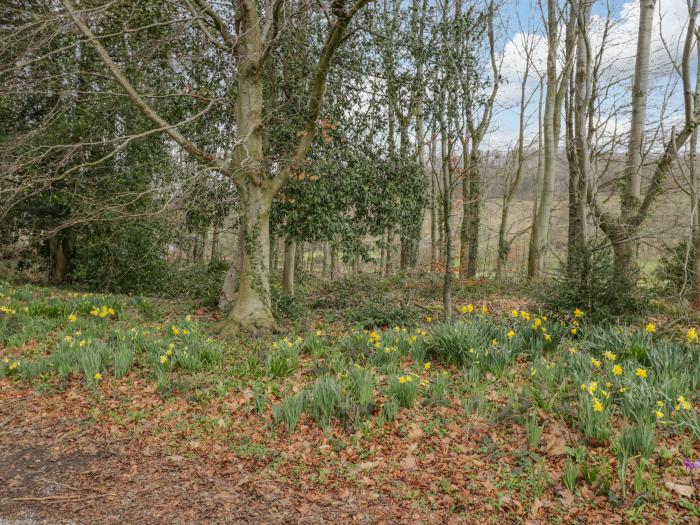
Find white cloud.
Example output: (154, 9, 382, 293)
(487, 0, 691, 149)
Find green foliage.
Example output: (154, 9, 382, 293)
(309, 376, 342, 429)
(423, 322, 480, 365)
(562, 457, 579, 492)
(525, 413, 544, 449)
(346, 366, 375, 407)
(346, 303, 419, 329)
(615, 423, 656, 460)
(389, 375, 418, 408)
(377, 398, 399, 426)
(79, 347, 103, 387)
(267, 346, 299, 378)
(272, 392, 306, 434)
(654, 241, 694, 296)
(543, 241, 648, 322)
(426, 372, 450, 406)
(73, 220, 172, 296)
(576, 391, 612, 443)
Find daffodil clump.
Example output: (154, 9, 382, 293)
(390, 373, 418, 408)
(90, 305, 116, 318)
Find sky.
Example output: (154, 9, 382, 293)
(484, 0, 694, 151)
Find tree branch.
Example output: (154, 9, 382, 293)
(271, 0, 370, 193)
(60, 0, 231, 177)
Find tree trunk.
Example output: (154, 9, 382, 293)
(48, 232, 75, 285)
(430, 169, 439, 271)
(566, 80, 582, 273)
(385, 226, 395, 275)
(330, 244, 340, 280)
(441, 122, 452, 318)
(466, 141, 480, 278)
(282, 240, 296, 296)
(220, 186, 276, 335)
(322, 241, 330, 277)
(210, 224, 220, 262)
(459, 137, 471, 276)
(612, 0, 655, 281)
(219, 222, 245, 310)
(528, 0, 559, 281)
(496, 199, 509, 279)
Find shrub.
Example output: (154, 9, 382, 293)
(542, 241, 648, 322)
(654, 240, 694, 296)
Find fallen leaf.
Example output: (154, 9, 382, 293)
(399, 454, 417, 470)
(557, 488, 574, 508)
(664, 481, 695, 498)
(545, 436, 567, 456)
(358, 461, 380, 471)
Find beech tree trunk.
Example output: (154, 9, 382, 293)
(220, 185, 276, 335)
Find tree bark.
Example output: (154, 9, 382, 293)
(220, 185, 276, 335)
(282, 240, 296, 296)
(48, 232, 75, 285)
(219, 224, 245, 309)
(330, 244, 340, 280)
(465, 140, 480, 278)
(210, 224, 220, 262)
(322, 241, 330, 277)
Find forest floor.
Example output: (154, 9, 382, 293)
(0, 275, 699, 524)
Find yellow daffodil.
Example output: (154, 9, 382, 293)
(570, 328, 578, 335)
(160, 355, 168, 364)
(171, 325, 180, 335)
(591, 358, 601, 368)
(655, 410, 664, 419)
(424, 362, 431, 370)
(645, 323, 656, 334)
(68, 313, 77, 323)
(612, 364, 623, 376)
(603, 351, 617, 361)
(593, 398, 603, 412)
(635, 367, 648, 379)
(687, 328, 698, 343)
(574, 308, 583, 318)
(94, 372, 102, 381)
(507, 330, 516, 339)
(511, 309, 519, 317)
(481, 305, 489, 314)
(568, 347, 577, 354)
